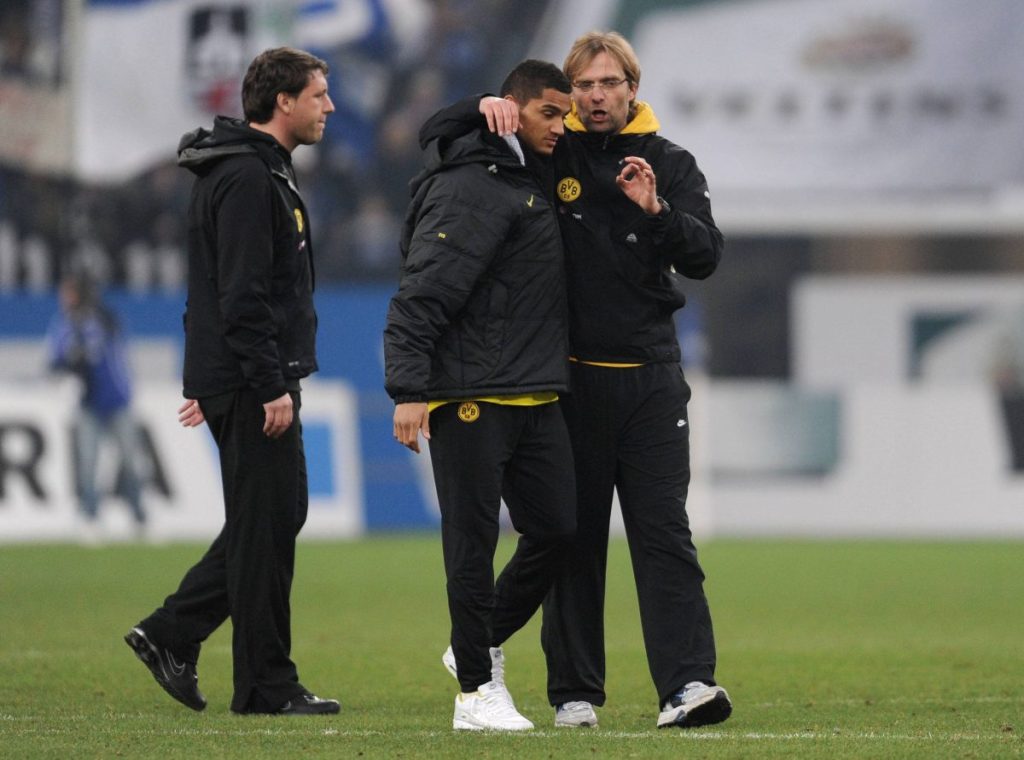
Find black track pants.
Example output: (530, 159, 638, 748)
(140, 389, 308, 712)
(542, 362, 717, 707)
(429, 401, 576, 692)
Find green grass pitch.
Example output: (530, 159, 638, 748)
(1, 537, 1021, 758)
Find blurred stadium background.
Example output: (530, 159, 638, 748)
(2, 0, 1023, 544)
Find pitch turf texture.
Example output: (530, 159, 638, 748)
(2, 537, 1021, 759)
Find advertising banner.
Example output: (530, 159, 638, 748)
(534, 0, 1024, 231)
(0, 378, 364, 542)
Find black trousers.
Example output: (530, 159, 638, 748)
(429, 401, 576, 692)
(542, 362, 717, 707)
(140, 389, 308, 713)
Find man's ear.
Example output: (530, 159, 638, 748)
(277, 91, 293, 115)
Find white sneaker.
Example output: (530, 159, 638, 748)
(453, 680, 533, 730)
(554, 700, 598, 727)
(657, 681, 733, 729)
(442, 645, 506, 688)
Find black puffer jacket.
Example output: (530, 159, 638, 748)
(384, 129, 569, 403)
(177, 117, 317, 403)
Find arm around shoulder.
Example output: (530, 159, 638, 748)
(418, 94, 492, 149)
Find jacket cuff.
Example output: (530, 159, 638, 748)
(646, 195, 672, 219)
(394, 394, 428, 404)
(255, 384, 289, 404)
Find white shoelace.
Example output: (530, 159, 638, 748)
(478, 682, 521, 719)
(560, 701, 592, 714)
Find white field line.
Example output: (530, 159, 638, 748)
(2, 692, 1022, 724)
(3, 692, 1022, 724)
(3, 695, 1021, 742)
(1, 727, 1019, 743)
(1, 719, 1019, 744)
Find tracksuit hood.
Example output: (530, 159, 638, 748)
(177, 116, 290, 175)
(410, 129, 526, 197)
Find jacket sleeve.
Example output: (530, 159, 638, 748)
(418, 94, 491, 150)
(647, 145, 724, 280)
(212, 160, 287, 403)
(383, 167, 512, 402)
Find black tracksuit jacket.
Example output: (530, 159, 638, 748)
(556, 102, 722, 363)
(177, 117, 317, 403)
(383, 129, 569, 403)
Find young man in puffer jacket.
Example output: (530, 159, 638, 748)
(384, 59, 575, 731)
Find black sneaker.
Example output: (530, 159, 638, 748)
(275, 691, 340, 716)
(656, 681, 732, 729)
(124, 627, 206, 711)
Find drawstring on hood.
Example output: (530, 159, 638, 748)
(177, 116, 293, 177)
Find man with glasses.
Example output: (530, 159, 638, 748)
(420, 30, 731, 730)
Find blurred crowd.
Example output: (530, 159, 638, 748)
(4, 0, 1023, 385)
(0, 0, 550, 292)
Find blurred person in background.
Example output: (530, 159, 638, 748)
(420, 30, 731, 730)
(46, 271, 146, 544)
(124, 47, 339, 717)
(384, 59, 575, 731)
(990, 303, 1024, 472)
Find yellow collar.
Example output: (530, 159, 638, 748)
(565, 100, 661, 135)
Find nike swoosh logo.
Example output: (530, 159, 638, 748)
(167, 652, 187, 677)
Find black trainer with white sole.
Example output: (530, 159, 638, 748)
(274, 692, 341, 716)
(124, 627, 207, 711)
(657, 681, 732, 729)
(233, 690, 341, 716)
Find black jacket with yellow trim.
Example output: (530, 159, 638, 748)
(556, 102, 723, 365)
(383, 128, 569, 403)
(177, 116, 317, 403)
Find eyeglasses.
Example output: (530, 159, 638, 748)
(572, 78, 629, 93)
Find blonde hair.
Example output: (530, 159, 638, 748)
(562, 31, 641, 87)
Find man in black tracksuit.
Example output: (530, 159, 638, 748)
(543, 31, 731, 731)
(124, 48, 339, 716)
(419, 31, 731, 730)
(384, 60, 575, 731)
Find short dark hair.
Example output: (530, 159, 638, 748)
(499, 59, 571, 104)
(242, 47, 329, 124)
